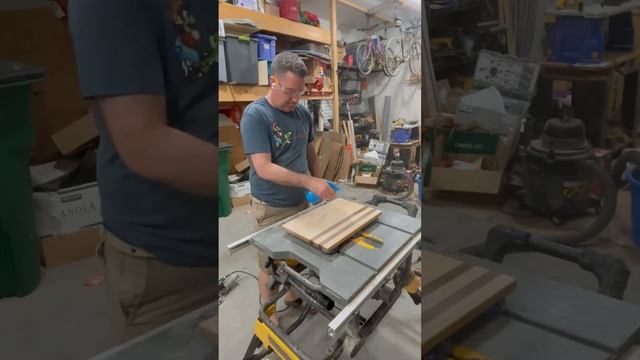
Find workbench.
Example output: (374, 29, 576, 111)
(422, 205, 640, 359)
(533, 50, 640, 148)
(87, 304, 216, 360)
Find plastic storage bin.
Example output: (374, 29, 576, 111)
(280, 0, 300, 22)
(0, 59, 44, 298)
(391, 126, 419, 144)
(253, 34, 277, 61)
(219, 37, 227, 82)
(224, 35, 259, 85)
(547, 16, 605, 64)
(219, 143, 232, 218)
(391, 128, 411, 143)
(234, 0, 258, 11)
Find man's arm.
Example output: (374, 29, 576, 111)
(307, 143, 321, 178)
(97, 95, 217, 197)
(250, 153, 335, 200)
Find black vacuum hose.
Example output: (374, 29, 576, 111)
(612, 150, 640, 188)
(390, 172, 415, 201)
(546, 160, 618, 246)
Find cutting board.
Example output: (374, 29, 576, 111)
(422, 251, 516, 354)
(282, 198, 382, 253)
(198, 317, 217, 343)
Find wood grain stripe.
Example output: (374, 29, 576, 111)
(316, 207, 378, 246)
(422, 275, 515, 353)
(310, 205, 368, 242)
(425, 262, 474, 293)
(422, 271, 496, 320)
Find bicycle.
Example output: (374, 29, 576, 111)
(384, 19, 421, 77)
(355, 22, 393, 76)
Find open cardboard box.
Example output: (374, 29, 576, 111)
(428, 114, 518, 194)
(355, 162, 380, 186)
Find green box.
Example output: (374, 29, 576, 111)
(429, 129, 499, 156)
(360, 163, 378, 172)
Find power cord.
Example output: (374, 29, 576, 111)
(219, 270, 290, 313)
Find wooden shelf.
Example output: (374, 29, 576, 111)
(219, 84, 332, 103)
(220, 3, 331, 45)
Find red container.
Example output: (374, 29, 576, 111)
(280, 0, 300, 22)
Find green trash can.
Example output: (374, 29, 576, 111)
(0, 59, 45, 298)
(218, 143, 232, 217)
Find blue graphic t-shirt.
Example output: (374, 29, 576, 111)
(240, 97, 315, 208)
(69, 0, 217, 267)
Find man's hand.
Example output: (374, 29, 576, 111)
(250, 153, 336, 201)
(306, 177, 336, 201)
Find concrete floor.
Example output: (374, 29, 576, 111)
(0, 257, 116, 360)
(218, 185, 422, 360)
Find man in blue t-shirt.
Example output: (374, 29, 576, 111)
(240, 52, 336, 324)
(69, 0, 216, 342)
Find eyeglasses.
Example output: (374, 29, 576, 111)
(274, 78, 306, 98)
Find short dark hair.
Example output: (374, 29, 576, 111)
(271, 52, 308, 78)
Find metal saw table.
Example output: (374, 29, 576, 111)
(238, 203, 421, 359)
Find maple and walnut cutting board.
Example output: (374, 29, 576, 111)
(282, 198, 382, 253)
(422, 251, 516, 354)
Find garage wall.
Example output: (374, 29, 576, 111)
(342, 27, 422, 133)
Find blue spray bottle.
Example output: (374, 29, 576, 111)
(305, 181, 340, 205)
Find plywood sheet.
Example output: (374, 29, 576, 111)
(422, 251, 516, 354)
(323, 141, 342, 181)
(282, 198, 381, 253)
(317, 139, 341, 180)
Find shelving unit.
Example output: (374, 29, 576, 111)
(219, 1, 340, 131)
(427, 0, 511, 80)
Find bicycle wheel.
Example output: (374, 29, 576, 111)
(356, 43, 374, 75)
(384, 36, 402, 77)
(408, 36, 421, 76)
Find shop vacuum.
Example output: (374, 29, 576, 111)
(517, 115, 618, 245)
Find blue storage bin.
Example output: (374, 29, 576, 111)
(392, 128, 411, 143)
(252, 34, 277, 61)
(547, 16, 605, 64)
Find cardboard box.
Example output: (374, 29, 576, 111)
(230, 181, 251, 198)
(232, 194, 251, 207)
(34, 182, 102, 237)
(41, 226, 102, 268)
(429, 128, 513, 194)
(337, 46, 346, 61)
(235, 159, 250, 173)
(355, 162, 380, 186)
(258, 60, 269, 85)
(219, 122, 247, 173)
(51, 113, 98, 155)
(265, 3, 279, 17)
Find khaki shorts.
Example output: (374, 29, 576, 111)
(101, 229, 216, 343)
(251, 196, 307, 274)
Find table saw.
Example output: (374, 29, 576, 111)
(231, 202, 422, 360)
(422, 205, 640, 360)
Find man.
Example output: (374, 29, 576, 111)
(240, 52, 336, 324)
(69, 0, 217, 342)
